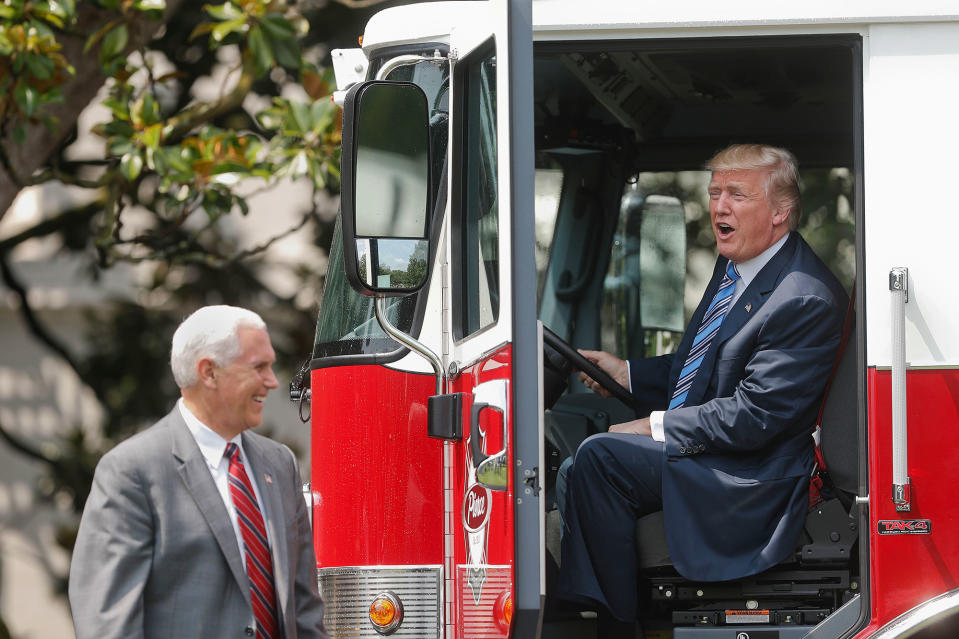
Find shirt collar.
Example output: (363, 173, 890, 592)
(178, 398, 242, 470)
(732, 231, 790, 289)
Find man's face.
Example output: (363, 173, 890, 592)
(708, 169, 789, 263)
(212, 326, 279, 433)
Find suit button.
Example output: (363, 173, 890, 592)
(245, 627, 255, 636)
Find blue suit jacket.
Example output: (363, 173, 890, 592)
(628, 232, 847, 581)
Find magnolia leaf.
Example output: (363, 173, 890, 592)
(108, 137, 135, 156)
(259, 13, 296, 40)
(120, 151, 144, 181)
(84, 20, 120, 53)
(140, 123, 163, 149)
(211, 18, 247, 44)
(99, 24, 129, 65)
(247, 24, 273, 76)
(15, 83, 39, 118)
(134, 0, 166, 10)
(204, 2, 244, 22)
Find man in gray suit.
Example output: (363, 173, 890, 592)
(69, 305, 327, 639)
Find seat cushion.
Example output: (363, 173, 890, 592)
(636, 511, 672, 569)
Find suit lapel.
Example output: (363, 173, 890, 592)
(170, 412, 251, 606)
(684, 232, 798, 406)
(242, 433, 291, 622)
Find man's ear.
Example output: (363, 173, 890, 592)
(772, 203, 791, 227)
(197, 358, 218, 388)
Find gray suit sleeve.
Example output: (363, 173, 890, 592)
(69, 450, 154, 639)
(287, 452, 328, 638)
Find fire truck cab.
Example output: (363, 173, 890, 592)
(307, 1, 959, 637)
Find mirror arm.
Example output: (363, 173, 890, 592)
(376, 50, 448, 80)
(374, 296, 445, 395)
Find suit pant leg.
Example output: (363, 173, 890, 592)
(556, 432, 664, 622)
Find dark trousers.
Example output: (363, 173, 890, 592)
(555, 432, 665, 622)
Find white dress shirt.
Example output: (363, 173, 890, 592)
(646, 232, 791, 441)
(178, 398, 273, 570)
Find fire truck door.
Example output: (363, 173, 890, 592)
(445, 1, 541, 637)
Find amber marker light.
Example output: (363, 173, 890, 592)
(369, 591, 403, 635)
(494, 590, 513, 632)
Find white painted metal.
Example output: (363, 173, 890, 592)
(863, 22, 959, 368)
(357, 1, 959, 369)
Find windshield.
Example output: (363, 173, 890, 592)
(314, 55, 449, 360)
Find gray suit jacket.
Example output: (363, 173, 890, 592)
(69, 408, 327, 639)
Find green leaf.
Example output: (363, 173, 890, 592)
(24, 53, 56, 80)
(211, 17, 247, 43)
(247, 24, 273, 76)
(210, 161, 249, 175)
(140, 91, 160, 125)
(108, 138, 135, 156)
(288, 151, 308, 179)
(15, 83, 39, 118)
(271, 36, 299, 70)
(102, 120, 136, 138)
(99, 24, 129, 65)
(310, 99, 335, 134)
(259, 14, 296, 40)
(133, 0, 165, 11)
(205, 2, 244, 22)
(140, 123, 163, 149)
(120, 151, 144, 181)
(102, 97, 131, 120)
(84, 19, 120, 54)
(288, 100, 312, 136)
(161, 147, 192, 173)
(255, 107, 284, 131)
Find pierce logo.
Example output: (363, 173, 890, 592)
(878, 519, 931, 535)
(464, 484, 492, 532)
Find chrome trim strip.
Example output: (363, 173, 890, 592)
(870, 588, 959, 638)
(318, 565, 443, 638)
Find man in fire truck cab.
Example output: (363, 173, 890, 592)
(555, 144, 849, 638)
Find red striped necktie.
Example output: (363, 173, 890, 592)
(225, 442, 279, 639)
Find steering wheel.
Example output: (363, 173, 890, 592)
(542, 326, 642, 412)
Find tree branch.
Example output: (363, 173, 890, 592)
(0, 253, 86, 378)
(0, 202, 102, 252)
(0, 419, 55, 465)
(0, 0, 186, 220)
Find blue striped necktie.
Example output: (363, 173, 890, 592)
(669, 260, 741, 409)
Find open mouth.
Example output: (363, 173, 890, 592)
(716, 223, 735, 238)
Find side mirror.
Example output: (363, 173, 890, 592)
(341, 81, 432, 296)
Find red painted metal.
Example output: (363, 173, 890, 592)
(854, 367, 959, 637)
(448, 346, 515, 639)
(310, 364, 444, 567)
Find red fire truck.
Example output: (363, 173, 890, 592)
(300, 1, 959, 637)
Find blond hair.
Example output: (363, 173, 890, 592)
(707, 144, 802, 229)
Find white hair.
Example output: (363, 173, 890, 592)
(170, 305, 267, 389)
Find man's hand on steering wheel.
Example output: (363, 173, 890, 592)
(577, 349, 629, 397)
